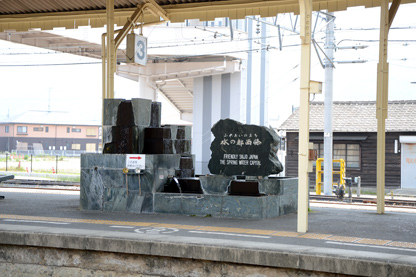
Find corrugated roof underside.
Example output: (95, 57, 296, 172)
(0, 0, 225, 15)
(159, 79, 194, 114)
(2, 0, 416, 32)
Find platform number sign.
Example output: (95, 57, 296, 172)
(126, 34, 147, 66)
(136, 39, 146, 61)
(126, 155, 146, 170)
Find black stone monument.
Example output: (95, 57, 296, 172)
(103, 100, 139, 154)
(208, 119, 283, 176)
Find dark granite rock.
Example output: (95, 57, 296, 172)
(183, 126, 192, 140)
(179, 156, 193, 169)
(143, 139, 173, 154)
(117, 101, 135, 126)
(150, 102, 162, 127)
(174, 156, 195, 178)
(86, 168, 104, 210)
(131, 98, 152, 126)
(103, 126, 140, 154)
(103, 99, 123, 126)
(208, 119, 283, 176)
(143, 127, 173, 154)
(148, 125, 192, 154)
(228, 180, 263, 196)
(103, 100, 141, 154)
(136, 126, 147, 154)
(166, 125, 192, 140)
(127, 193, 145, 213)
(178, 178, 203, 194)
(175, 169, 195, 178)
(102, 126, 113, 145)
(80, 154, 297, 218)
(144, 127, 171, 139)
(163, 177, 181, 193)
(176, 126, 186, 139)
(163, 177, 202, 194)
(174, 139, 191, 154)
(199, 175, 234, 194)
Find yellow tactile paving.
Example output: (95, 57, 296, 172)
(245, 229, 277, 235)
(110, 221, 154, 227)
(2, 214, 416, 251)
(151, 223, 185, 229)
(196, 226, 247, 233)
(173, 224, 201, 230)
(298, 233, 332, 240)
(192, 226, 221, 232)
(327, 236, 361, 243)
(355, 238, 392, 245)
(0, 214, 153, 227)
(388, 241, 416, 248)
(203, 227, 232, 232)
(270, 231, 300, 237)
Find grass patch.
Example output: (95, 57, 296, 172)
(55, 175, 80, 183)
(308, 208, 318, 213)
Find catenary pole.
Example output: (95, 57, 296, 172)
(323, 12, 335, 195)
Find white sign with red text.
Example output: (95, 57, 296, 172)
(126, 155, 146, 170)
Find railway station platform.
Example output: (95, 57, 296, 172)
(0, 185, 416, 276)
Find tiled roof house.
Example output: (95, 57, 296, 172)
(0, 110, 101, 153)
(278, 101, 416, 188)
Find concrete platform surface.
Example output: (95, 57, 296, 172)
(1, 187, 416, 276)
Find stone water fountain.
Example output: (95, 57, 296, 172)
(80, 98, 297, 219)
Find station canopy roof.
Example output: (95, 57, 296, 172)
(1, 0, 415, 32)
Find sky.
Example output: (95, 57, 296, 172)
(0, 4, 415, 126)
(266, 4, 416, 125)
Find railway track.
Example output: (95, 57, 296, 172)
(310, 195, 416, 208)
(1, 180, 416, 208)
(0, 179, 80, 191)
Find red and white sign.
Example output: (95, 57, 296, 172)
(126, 154, 146, 170)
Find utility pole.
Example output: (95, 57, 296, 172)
(323, 12, 335, 195)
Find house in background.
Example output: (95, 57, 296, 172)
(0, 110, 101, 154)
(278, 101, 416, 189)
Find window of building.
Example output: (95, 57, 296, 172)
(67, 127, 70, 133)
(86, 143, 96, 152)
(17, 126, 27, 134)
(313, 143, 360, 169)
(313, 143, 322, 158)
(72, 128, 81, 133)
(346, 144, 360, 168)
(72, 144, 81, 150)
(33, 127, 44, 132)
(86, 128, 96, 137)
(45, 126, 49, 132)
(5, 126, 9, 133)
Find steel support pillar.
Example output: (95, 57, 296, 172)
(376, 0, 400, 214)
(106, 0, 115, 99)
(103, 0, 169, 101)
(376, 0, 388, 214)
(297, 0, 312, 233)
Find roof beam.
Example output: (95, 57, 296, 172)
(3, 0, 415, 32)
(388, 0, 402, 30)
(114, 0, 169, 49)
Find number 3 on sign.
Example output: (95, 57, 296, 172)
(136, 40, 145, 60)
(135, 35, 147, 66)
